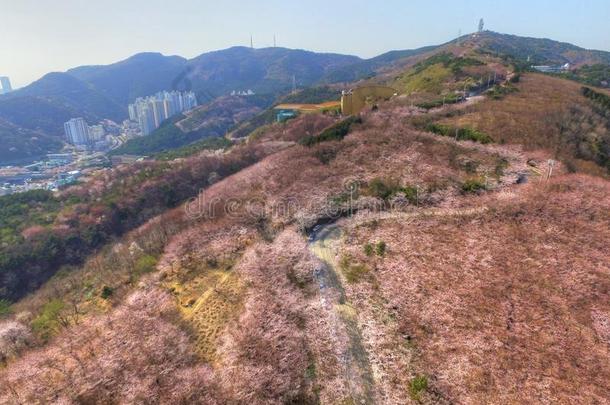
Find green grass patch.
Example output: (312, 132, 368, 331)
(339, 256, 370, 284)
(100, 285, 114, 299)
(0, 299, 11, 318)
(426, 123, 493, 144)
(409, 375, 429, 400)
(397, 53, 484, 95)
(135, 254, 158, 275)
(31, 299, 65, 341)
(582, 86, 610, 111)
(461, 177, 487, 193)
(416, 93, 464, 109)
(487, 84, 518, 100)
(366, 178, 418, 204)
(300, 116, 362, 146)
(375, 241, 386, 257)
(556, 64, 610, 88)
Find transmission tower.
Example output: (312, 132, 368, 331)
(478, 18, 485, 33)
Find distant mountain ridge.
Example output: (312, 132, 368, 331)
(0, 47, 361, 134)
(1, 32, 609, 164)
(457, 31, 610, 66)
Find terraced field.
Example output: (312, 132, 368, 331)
(165, 261, 245, 362)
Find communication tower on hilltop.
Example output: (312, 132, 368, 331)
(478, 18, 485, 33)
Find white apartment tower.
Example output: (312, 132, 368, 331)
(127, 90, 198, 135)
(64, 118, 90, 145)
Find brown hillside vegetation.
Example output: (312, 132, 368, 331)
(440, 73, 610, 176)
(340, 174, 610, 403)
(0, 96, 609, 404)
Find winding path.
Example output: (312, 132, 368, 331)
(309, 224, 376, 404)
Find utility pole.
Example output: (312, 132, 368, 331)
(546, 159, 556, 180)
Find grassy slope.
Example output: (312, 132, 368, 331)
(440, 73, 610, 175)
(341, 174, 610, 403)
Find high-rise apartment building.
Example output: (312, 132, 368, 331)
(0, 77, 12, 94)
(88, 125, 106, 141)
(128, 90, 198, 135)
(64, 118, 91, 146)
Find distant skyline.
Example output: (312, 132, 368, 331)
(2, 0, 610, 88)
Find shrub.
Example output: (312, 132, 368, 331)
(416, 93, 464, 109)
(409, 375, 428, 400)
(135, 255, 158, 275)
(312, 145, 338, 164)
(300, 116, 362, 146)
(461, 177, 487, 193)
(426, 123, 493, 144)
(363, 243, 374, 257)
(375, 241, 386, 257)
(100, 286, 114, 300)
(0, 300, 11, 318)
(31, 299, 65, 341)
(339, 256, 370, 284)
(487, 84, 518, 100)
(582, 87, 610, 111)
(367, 178, 418, 204)
(368, 178, 395, 200)
(0, 321, 32, 363)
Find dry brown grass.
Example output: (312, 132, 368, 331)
(341, 173, 610, 403)
(1, 95, 608, 403)
(441, 73, 609, 176)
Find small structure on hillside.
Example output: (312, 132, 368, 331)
(340, 86, 397, 115)
(532, 63, 571, 73)
(273, 101, 341, 122)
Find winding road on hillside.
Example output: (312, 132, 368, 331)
(309, 224, 376, 404)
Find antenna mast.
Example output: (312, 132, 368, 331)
(478, 18, 485, 33)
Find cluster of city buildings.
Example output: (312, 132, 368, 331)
(0, 154, 83, 196)
(532, 63, 571, 73)
(0, 76, 13, 95)
(230, 89, 255, 96)
(63, 118, 120, 149)
(128, 90, 197, 135)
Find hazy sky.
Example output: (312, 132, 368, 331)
(2, 0, 609, 88)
